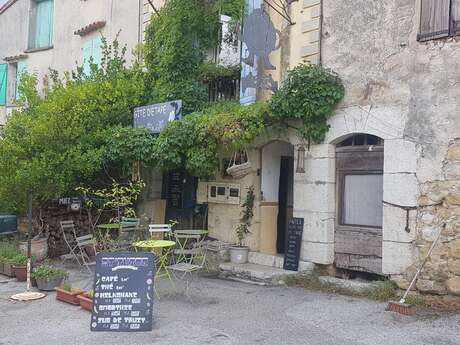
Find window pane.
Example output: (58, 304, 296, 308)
(342, 174, 383, 227)
(34, 0, 54, 48)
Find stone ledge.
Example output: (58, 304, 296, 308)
(219, 262, 297, 285)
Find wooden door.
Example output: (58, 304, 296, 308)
(335, 145, 384, 274)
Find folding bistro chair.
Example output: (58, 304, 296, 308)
(166, 241, 207, 300)
(60, 220, 97, 272)
(118, 217, 143, 247)
(148, 224, 172, 240)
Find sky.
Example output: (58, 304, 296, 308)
(0, 0, 7, 7)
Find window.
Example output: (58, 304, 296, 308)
(336, 134, 384, 229)
(418, 0, 460, 41)
(82, 37, 102, 76)
(16, 61, 27, 100)
(342, 174, 383, 227)
(29, 0, 54, 49)
(0, 64, 7, 106)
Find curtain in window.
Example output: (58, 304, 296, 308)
(34, 0, 54, 48)
(82, 37, 102, 76)
(0, 64, 7, 106)
(343, 174, 383, 227)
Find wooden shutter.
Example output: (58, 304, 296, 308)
(451, 0, 460, 36)
(0, 64, 7, 106)
(418, 0, 450, 41)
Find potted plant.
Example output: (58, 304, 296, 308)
(12, 254, 28, 281)
(32, 263, 68, 291)
(229, 186, 255, 264)
(55, 281, 85, 305)
(77, 290, 94, 312)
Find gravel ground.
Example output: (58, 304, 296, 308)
(0, 265, 459, 345)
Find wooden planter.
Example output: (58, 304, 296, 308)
(0, 262, 15, 278)
(55, 287, 85, 305)
(77, 293, 93, 311)
(12, 265, 27, 281)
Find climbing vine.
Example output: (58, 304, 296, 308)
(269, 64, 345, 144)
(236, 186, 255, 246)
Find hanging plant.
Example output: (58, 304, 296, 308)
(268, 64, 345, 145)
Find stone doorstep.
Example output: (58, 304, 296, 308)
(219, 262, 298, 285)
(248, 251, 316, 272)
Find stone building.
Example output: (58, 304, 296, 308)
(145, 0, 459, 296)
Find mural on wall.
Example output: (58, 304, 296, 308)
(240, 1, 279, 105)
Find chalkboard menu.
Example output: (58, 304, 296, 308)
(167, 171, 183, 208)
(133, 100, 182, 134)
(91, 252, 155, 332)
(283, 218, 304, 271)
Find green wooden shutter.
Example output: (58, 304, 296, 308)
(16, 61, 27, 100)
(35, 0, 54, 48)
(92, 37, 103, 66)
(418, 0, 450, 41)
(0, 64, 7, 106)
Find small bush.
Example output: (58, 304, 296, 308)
(32, 264, 68, 281)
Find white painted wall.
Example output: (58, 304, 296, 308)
(261, 141, 294, 203)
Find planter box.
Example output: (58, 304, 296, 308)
(1, 262, 16, 277)
(13, 265, 27, 281)
(35, 276, 64, 291)
(77, 293, 93, 312)
(55, 287, 85, 305)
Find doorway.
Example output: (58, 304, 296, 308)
(277, 156, 294, 254)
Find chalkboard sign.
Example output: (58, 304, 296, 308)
(283, 218, 304, 271)
(167, 171, 183, 208)
(91, 252, 155, 332)
(133, 100, 182, 134)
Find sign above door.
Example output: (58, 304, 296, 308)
(133, 100, 182, 134)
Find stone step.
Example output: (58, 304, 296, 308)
(248, 251, 315, 273)
(219, 262, 298, 285)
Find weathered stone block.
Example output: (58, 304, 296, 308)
(449, 240, 460, 259)
(301, 18, 320, 33)
(300, 241, 334, 265)
(294, 182, 335, 213)
(302, 0, 320, 9)
(382, 241, 416, 274)
(302, 211, 335, 243)
(298, 260, 315, 272)
(445, 162, 460, 179)
(448, 259, 460, 275)
(384, 139, 417, 173)
(294, 157, 335, 184)
(416, 279, 447, 295)
(383, 173, 418, 207)
(382, 205, 416, 243)
(446, 276, 460, 296)
(300, 43, 320, 57)
(447, 143, 460, 161)
(446, 193, 460, 205)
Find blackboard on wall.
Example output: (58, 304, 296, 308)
(167, 171, 183, 208)
(91, 252, 155, 332)
(283, 218, 304, 271)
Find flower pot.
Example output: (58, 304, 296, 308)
(1, 262, 15, 277)
(77, 293, 93, 312)
(55, 287, 85, 305)
(19, 238, 48, 262)
(13, 265, 27, 282)
(35, 276, 64, 291)
(229, 246, 249, 264)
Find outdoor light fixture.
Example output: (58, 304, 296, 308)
(296, 145, 306, 173)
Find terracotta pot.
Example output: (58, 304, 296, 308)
(55, 287, 85, 305)
(19, 238, 48, 261)
(1, 262, 15, 277)
(77, 293, 93, 312)
(13, 265, 27, 281)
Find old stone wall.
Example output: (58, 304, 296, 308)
(320, 0, 460, 294)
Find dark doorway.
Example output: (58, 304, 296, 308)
(162, 170, 200, 229)
(277, 156, 294, 254)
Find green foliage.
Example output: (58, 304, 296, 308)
(32, 263, 68, 281)
(236, 186, 255, 246)
(0, 242, 20, 262)
(144, 0, 245, 114)
(77, 180, 145, 222)
(198, 62, 241, 82)
(61, 282, 72, 292)
(12, 253, 28, 266)
(0, 39, 145, 212)
(153, 102, 268, 178)
(269, 64, 345, 144)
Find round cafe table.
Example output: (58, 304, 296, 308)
(132, 240, 176, 298)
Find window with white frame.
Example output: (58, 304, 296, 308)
(28, 0, 54, 49)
